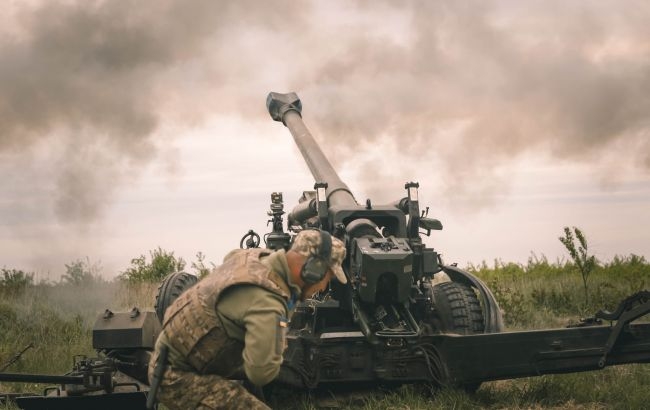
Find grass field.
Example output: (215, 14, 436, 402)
(1, 254, 649, 409)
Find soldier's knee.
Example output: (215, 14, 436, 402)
(198, 384, 271, 410)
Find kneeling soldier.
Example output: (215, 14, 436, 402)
(148, 230, 346, 409)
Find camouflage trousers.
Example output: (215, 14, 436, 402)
(148, 347, 270, 410)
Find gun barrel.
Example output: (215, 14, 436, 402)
(267, 92, 357, 207)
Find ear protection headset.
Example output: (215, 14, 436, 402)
(300, 230, 332, 285)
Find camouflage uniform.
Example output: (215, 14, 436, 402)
(148, 345, 265, 409)
(148, 231, 346, 410)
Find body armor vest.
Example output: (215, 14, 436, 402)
(162, 248, 291, 374)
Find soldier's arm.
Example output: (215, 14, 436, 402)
(218, 285, 288, 386)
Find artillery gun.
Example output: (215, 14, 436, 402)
(260, 92, 650, 389)
(1, 92, 650, 409)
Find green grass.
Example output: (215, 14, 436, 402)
(0, 281, 158, 396)
(268, 365, 650, 409)
(467, 254, 650, 329)
(1, 254, 649, 409)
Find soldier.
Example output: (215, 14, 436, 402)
(148, 229, 346, 410)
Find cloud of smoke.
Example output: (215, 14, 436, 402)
(0, 0, 308, 222)
(2, 1, 190, 221)
(1, 0, 649, 267)
(298, 1, 650, 203)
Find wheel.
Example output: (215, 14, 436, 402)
(432, 281, 485, 334)
(154, 271, 199, 323)
(430, 281, 486, 392)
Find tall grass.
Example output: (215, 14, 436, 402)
(467, 253, 650, 329)
(0, 280, 158, 396)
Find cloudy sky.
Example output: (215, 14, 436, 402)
(1, 0, 649, 279)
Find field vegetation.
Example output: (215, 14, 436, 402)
(1, 230, 649, 409)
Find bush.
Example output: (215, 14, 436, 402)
(191, 252, 215, 279)
(487, 277, 528, 326)
(120, 247, 186, 283)
(0, 268, 34, 296)
(559, 227, 597, 308)
(62, 257, 103, 286)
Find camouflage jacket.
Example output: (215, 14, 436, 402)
(159, 248, 294, 386)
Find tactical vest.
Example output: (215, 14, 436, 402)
(162, 248, 292, 374)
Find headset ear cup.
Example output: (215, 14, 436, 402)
(301, 256, 327, 284)
(300, 230, 332, 285)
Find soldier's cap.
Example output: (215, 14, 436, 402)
(291, 230, 347, 284)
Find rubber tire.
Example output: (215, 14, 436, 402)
(431, 281, 485, 393)
(432, 281, 485, 335)
(154, 271, 199, 323)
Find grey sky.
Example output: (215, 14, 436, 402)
(1, 1, 649, 278)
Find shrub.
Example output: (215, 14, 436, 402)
(0, 268, 34, 296)
(559, 227, 597, 308)
(120, 247, 186, 283)
(191, 252, 215, 279)
(487, 277, 528, 327)
(62, 257, 103, 286)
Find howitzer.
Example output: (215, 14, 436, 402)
(260, 92, 650, 389)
